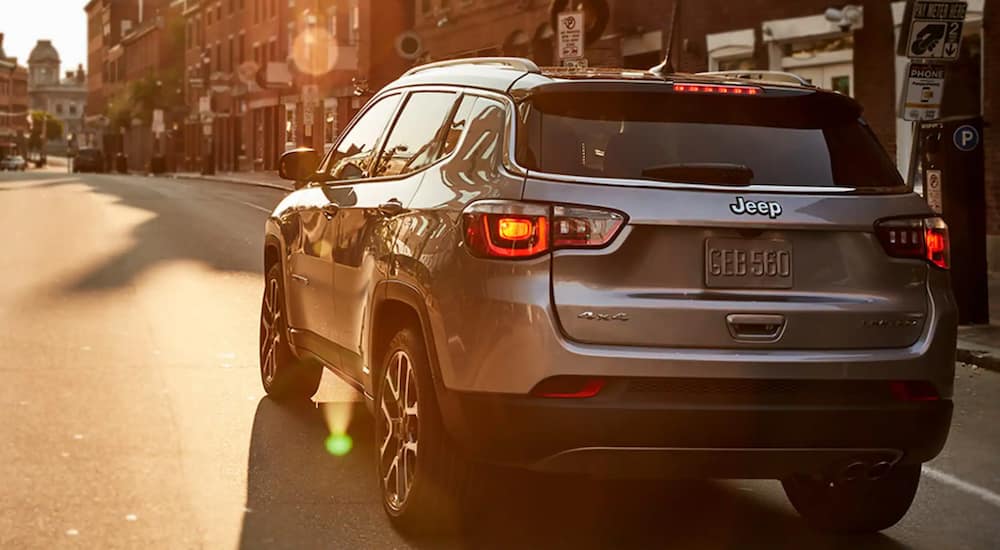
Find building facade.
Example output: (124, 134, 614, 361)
(27, 40, 90, 153)
(0, 33, 30, 156)
(180, 0, 410, 173)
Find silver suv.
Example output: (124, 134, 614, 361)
(261, 58, 956, 534)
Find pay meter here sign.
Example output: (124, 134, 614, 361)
(897, 0, 967, 60)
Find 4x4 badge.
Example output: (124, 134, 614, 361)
(729, 197, 783, 219)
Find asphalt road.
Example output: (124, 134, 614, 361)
(1, 168, 998, 550)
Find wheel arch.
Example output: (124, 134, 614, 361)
(369, 281, 443, 399)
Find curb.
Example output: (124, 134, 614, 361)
(165, 173, 293, 192)
(957, 347, 1000, 373)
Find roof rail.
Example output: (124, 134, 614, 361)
(697, 70, 813, 87)
(403, 57, 541, 77)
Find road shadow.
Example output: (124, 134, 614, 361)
(4, 173, 267, 292)
(239, 396, 913, 550)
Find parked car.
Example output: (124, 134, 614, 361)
(73, 148, 105, 173)
(260, 58, 956, 535)
(0, 155, 27, 171)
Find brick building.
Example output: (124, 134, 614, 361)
(181, 0, 410, 173)
(413, 0, 998, 271)
(0, 34, 30, 156)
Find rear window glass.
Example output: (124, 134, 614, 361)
(517, 90, 903, 189)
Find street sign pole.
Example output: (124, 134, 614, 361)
(896, 0, 967, 192)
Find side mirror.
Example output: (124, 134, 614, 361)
(279, 148, 319, 188)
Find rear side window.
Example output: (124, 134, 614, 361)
(373, 91, 458, 178)
(325, 94, 401, 180)
(518, 90, 903, 190)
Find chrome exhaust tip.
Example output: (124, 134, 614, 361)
(867, 460, 894, 481)
(839, 461, 869, 483)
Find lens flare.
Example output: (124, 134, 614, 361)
(291, 28, 338, 76)
(325, 433, 353, 456)
(321, 401, 356, 457)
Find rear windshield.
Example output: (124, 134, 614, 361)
(517, 90, 904, 189)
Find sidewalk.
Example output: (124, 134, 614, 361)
(169, 169, 1000, 371)
(956, 275, 1000, 372)
(171, 170, 293, 192)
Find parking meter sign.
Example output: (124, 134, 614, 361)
(899, 63, 946, 121)
(898, 0, 967, 61)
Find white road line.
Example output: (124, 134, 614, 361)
(922, 465, 1000, 508)
(235, 200, 273, 214)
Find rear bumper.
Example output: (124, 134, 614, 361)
(437, 387, 952, 479)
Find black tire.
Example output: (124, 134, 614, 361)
(375, 326, 482, 535)
(259, 263, 321, 400)
(782, 464, 921, 533)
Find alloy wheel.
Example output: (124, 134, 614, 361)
(379, 350, 420, 512)
(260, 277, 281, 386)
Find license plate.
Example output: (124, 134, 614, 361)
(705, 238, 793, 289)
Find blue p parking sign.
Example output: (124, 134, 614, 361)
(953, 125, 980, 152)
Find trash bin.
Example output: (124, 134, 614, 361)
(150, 155, 166, 175)
(115, 153, 128, 173)
(201, 152, 215, 176)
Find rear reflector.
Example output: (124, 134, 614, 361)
(531, 376, 606, 399)
(889, 381, 940, 402)
(674, 83, 762, 96)
(875, 216, 950, 269)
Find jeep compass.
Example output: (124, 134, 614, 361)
(260, 58, 956, 534)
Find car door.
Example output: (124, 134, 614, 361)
(331, 90, 461, 380)
(285, 93, 402, 365)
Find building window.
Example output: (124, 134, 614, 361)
(239, 33, 246, 64)
(285, 104, 297, 147)
(349, 0, 360, 46)
(70, 104, 78, 116)
(327, 7, 338, 39)
(268, 39, 277, 61)
(323, 98, 338, 150)
(56, 104, 64, 115)
(228, 36, 235, 71)
(288, 22, 296, 56)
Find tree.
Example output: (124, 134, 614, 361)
(28, 111, 64, 151)
(106, 71, 186, 131)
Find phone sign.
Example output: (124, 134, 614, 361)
(953, 124, 980, 152)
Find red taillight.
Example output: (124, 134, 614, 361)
(889, 381, 940, 402)
(674, 83, 762, 96)
(531, 376, 606, 399)
(875, 217, 950, 270)
(463, 201, 625, 259)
